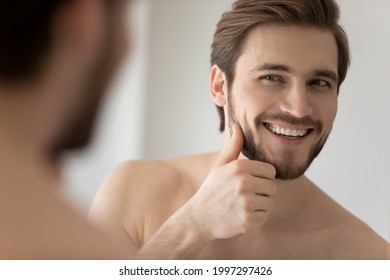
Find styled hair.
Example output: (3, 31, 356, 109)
(0, 1, 68, 82)
(211, 0, 350, 132)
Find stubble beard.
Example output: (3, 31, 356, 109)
(227, 96, 331, 180)
(48, 16, 118, 161)
(241, 126, 330, 180)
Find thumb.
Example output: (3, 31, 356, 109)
(214, 123, 244, 167)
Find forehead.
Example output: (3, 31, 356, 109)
(237, 25, 338, 75)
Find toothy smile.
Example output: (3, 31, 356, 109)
(265, 123, 310, 137)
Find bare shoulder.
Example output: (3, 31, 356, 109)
(96, 152, 217, 207)
(93, 156, 199, 208)
(98, 159, 185, 200)
(89, 153, 216, 246)
(330, 214, 389, 259)
(310, 183, 389, 259)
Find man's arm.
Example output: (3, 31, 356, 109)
(89, 124, 277, 259)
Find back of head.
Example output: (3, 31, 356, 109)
(0, 0, 131, 160)
(0, 1, 65, 82)
(211, 0, 350, 132)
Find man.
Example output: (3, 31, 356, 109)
(89, 0, 389, 259)
(0, 0, 133, 259)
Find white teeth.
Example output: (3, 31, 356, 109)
(267, 124, 308, 137)
(298, 130, 307, 137)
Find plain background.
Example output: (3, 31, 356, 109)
(63, 0, 390, 242)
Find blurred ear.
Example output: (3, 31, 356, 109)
(53, 0, 104, 58)
(210, 64, 228, 107)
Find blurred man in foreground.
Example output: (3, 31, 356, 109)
(0, 0, 132, 259)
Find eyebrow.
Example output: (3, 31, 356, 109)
(250, 63, 339, 83)
(250, 63, 291, 73)
(313, 70, 339, 84)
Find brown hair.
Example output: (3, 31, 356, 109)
(0, 1, 66, 82)
(211, 0, 350, 132)
(0, 0, 116, 83)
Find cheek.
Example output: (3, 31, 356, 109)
(234, 100, 261, 129)
(109, 4, 132, 60)
(316, 96, 338, 130)
(118, 10, 132, 57)
(230, 81, 287, 129)
(247, 100, 278, 130)
(112, 21, 128, 60)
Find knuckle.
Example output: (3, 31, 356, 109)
(209, 166, 223, 179)
(236, 177, 250, 193)
(239, 227, 248, 234)
(265, 198, 275, 210)
(264, 163, 276, 178)
(240, 213, 252, 232)
(268, 182, 277, 195)
(236, 195, 248, 211)
(242, 195, 252, 207)
(262, 181, 277, 196)
(256, 212, 267, 225)
(237, 176, 248, 187)
(256, 211, 265, 220)
(229, 160, 244, 173)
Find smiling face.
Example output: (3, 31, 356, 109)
(213, 25, 339, 180)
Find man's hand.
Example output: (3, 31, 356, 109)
(135, 123, 277, 259)
(187, 123, 277, 241)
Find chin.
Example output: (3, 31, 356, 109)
(271, 160, 310, 181)
(48, 110, 97, 161)
(243, 146, 311, 181)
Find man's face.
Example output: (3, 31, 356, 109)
(226, 25, 339, 180)
(53, 0, 131, 156)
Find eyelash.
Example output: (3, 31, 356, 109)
(260, 74, 283, 82)
(310, 79, 331, 87)
(260, 75, 332, 89)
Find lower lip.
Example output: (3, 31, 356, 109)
(264, 124, 312, 146)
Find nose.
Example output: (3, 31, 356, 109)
(279, 83, 313, 118)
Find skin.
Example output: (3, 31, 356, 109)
(0, 0, 132, 259)
(89, 25, 389, 259)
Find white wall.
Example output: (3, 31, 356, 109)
(143, 0, 230, 158)
(307, 0, 390, 242)
(64, 0, 390, 241)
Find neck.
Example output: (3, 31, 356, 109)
(0, 85, 63, 184)
(265, 176, 313, 227)
(0, 134, 61, 190)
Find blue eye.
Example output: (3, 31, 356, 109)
(262, 74, 280, 81)
(311, 79, 329, 87)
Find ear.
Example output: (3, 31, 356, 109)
(210, 64, 228, 107)
(54, 0, 104, 59)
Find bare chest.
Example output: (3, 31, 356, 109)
(195, 229, 338, 260)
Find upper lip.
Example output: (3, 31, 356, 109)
(263, 121, 315, 131)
